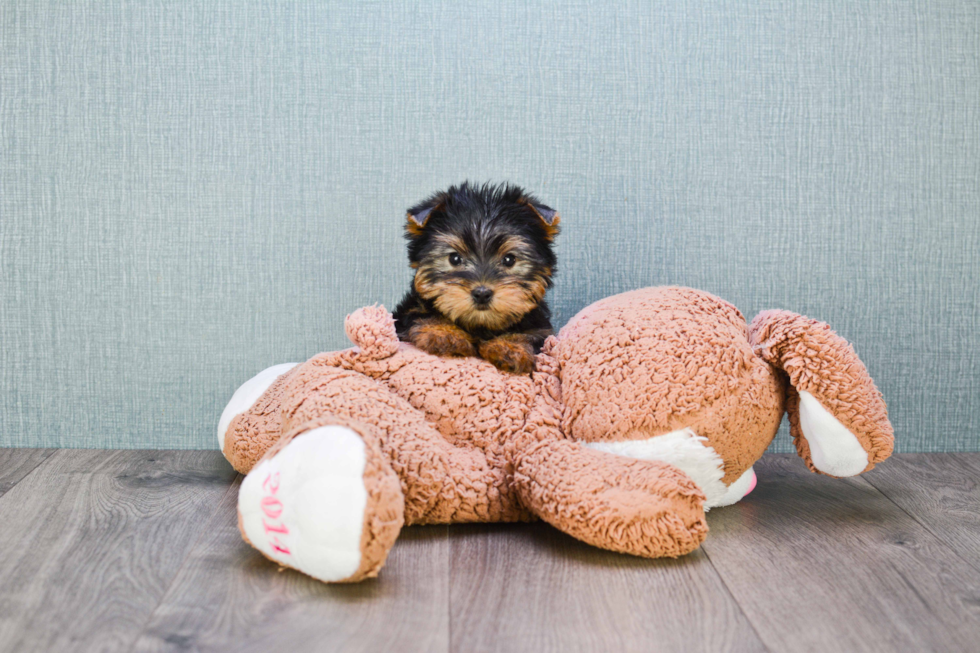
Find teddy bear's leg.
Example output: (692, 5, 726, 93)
(513, 439, 709, 558)
(282, 364, 527, 524)
(749, 310, 895, 477)
(237, 418, 404, 583)
(276, 364, 526, 525)
(218, 362, 303, 474)
(229, 358, 523, 583)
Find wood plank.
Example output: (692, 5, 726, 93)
(0, 450, 236, 653)
(132, 481, 450, 653)
(701, 454, 980, 653)
(0, 448, 56, 497)
(449, 522, 767, 653)
(862, 453, 980, 571)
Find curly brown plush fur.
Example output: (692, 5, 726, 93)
(221, 287, 894, 583)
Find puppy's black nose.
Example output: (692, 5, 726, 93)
(471, 286, 494, 305)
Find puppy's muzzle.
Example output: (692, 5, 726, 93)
(471, 286, 494, 309)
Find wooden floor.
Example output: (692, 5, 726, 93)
(0, 451, 978, 652)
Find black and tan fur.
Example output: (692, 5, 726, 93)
(393, 182, 560, 374)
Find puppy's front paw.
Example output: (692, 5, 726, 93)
(409, 323, 477, 358)
(479, 338, 535, 374)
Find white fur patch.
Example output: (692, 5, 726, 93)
(712, 466, 756, 508)
(217, 363, 298, 450)
(238, 426, 368, 583)
(798, 390, 869, 477)
(584, 428, 731, 508)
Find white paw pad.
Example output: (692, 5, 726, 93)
(797, 391, 869, 477)
(217, 363, 298, 449)
(712, 466, 757, 508)
(585, 428, 730, 508)
(238, 426, 368, 582)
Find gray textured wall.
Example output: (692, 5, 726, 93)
(2, 1, 978, 451)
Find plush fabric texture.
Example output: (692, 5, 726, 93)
(222, 286, 894, 582)
(552, 288, 785, 484)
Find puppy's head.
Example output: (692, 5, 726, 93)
(404, 182, 560, 331)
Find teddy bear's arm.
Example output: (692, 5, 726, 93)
(749, 310, 894, 476)
(512, 439, 709, 558)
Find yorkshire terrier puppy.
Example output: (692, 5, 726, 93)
(393, 182, 560, 374)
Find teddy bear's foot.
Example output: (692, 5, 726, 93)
(585, 428, 756, 510)
(218, 362, 301, 473)
(237, 424, 404, 583)
(711, 466, 757, 508)
(218, 363, 299, 450)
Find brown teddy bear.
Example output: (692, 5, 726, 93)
(218, 286, 893, 583)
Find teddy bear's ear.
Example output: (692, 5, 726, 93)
(405, 193, 448, 237)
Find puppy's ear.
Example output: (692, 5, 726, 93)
(405, 207, 435, 236)
(522, 199, 561, 241)
(406, 193, 448, 237)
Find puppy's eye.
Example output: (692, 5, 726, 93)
(448, 253, 463, 266)
(502, 254, 517, 268)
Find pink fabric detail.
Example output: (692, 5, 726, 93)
(262, 472, 280, 493)
(270, 538, 291, 555)
(263, 519, 289, 535)
(259, 471, 290, 552)
(260, 496, 283, 519)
